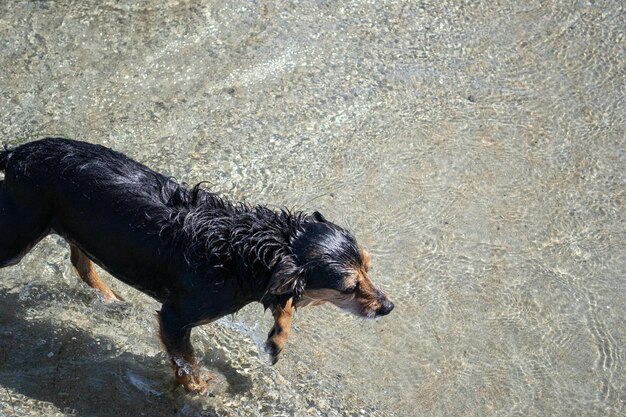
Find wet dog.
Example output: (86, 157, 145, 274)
(0, 138, 394, 392)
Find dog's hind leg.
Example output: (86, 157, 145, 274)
(69, 244, 123, 302)
(0, 182, 51, 268)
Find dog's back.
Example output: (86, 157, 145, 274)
(0, 138, 188, 298)
(2, 138, 157, 191)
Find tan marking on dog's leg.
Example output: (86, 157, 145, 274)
(69, 244, 122, 302)
(266, 298, 294, 364)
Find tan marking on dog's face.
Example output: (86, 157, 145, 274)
(360, 248, 371, 273)
(298, 247, 392, 318)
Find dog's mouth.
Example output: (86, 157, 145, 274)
(353, 297, 395, 319)
(298, 289, 394, 318)
(374, 299, 395, 316)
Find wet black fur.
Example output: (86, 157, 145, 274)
(0, 138, 365, 359)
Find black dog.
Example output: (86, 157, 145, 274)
(0, 138, 393, 392)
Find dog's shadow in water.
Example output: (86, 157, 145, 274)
(0, 289, 253, 417)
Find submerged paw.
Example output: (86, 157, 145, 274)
(264, 339, 282, 365)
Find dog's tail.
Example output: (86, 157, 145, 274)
(0, 144, 11, 172)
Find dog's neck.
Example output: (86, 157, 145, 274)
(170, 202, 305, 272)
(219, 208, 308, 308)
(157, 188, 309, 305)
(228, 209, 301, 271)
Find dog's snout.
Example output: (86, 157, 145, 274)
(377, 299, 394, 316)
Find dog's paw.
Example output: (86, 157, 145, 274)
(181, 371, 218, 395)
(264, 339, 282, 365)
(184, 379, 209, 394)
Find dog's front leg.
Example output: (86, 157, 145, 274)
(158, 301, 212, 393)
(265, 298, 294, 365)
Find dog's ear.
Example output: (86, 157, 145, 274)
(269, 257, 305, 298)
(311, 211, 327, 223)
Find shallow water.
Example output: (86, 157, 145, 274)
(0, 0, 624, 416)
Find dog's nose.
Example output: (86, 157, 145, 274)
(377, 299, 394, 316)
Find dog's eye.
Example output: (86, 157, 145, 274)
(343, 284, 358, 294)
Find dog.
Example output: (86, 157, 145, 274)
(0, 138, 394, 392)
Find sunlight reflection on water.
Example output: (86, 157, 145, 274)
(0, 1, 624, 416)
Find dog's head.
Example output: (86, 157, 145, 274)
(269, 211, 394, 318)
